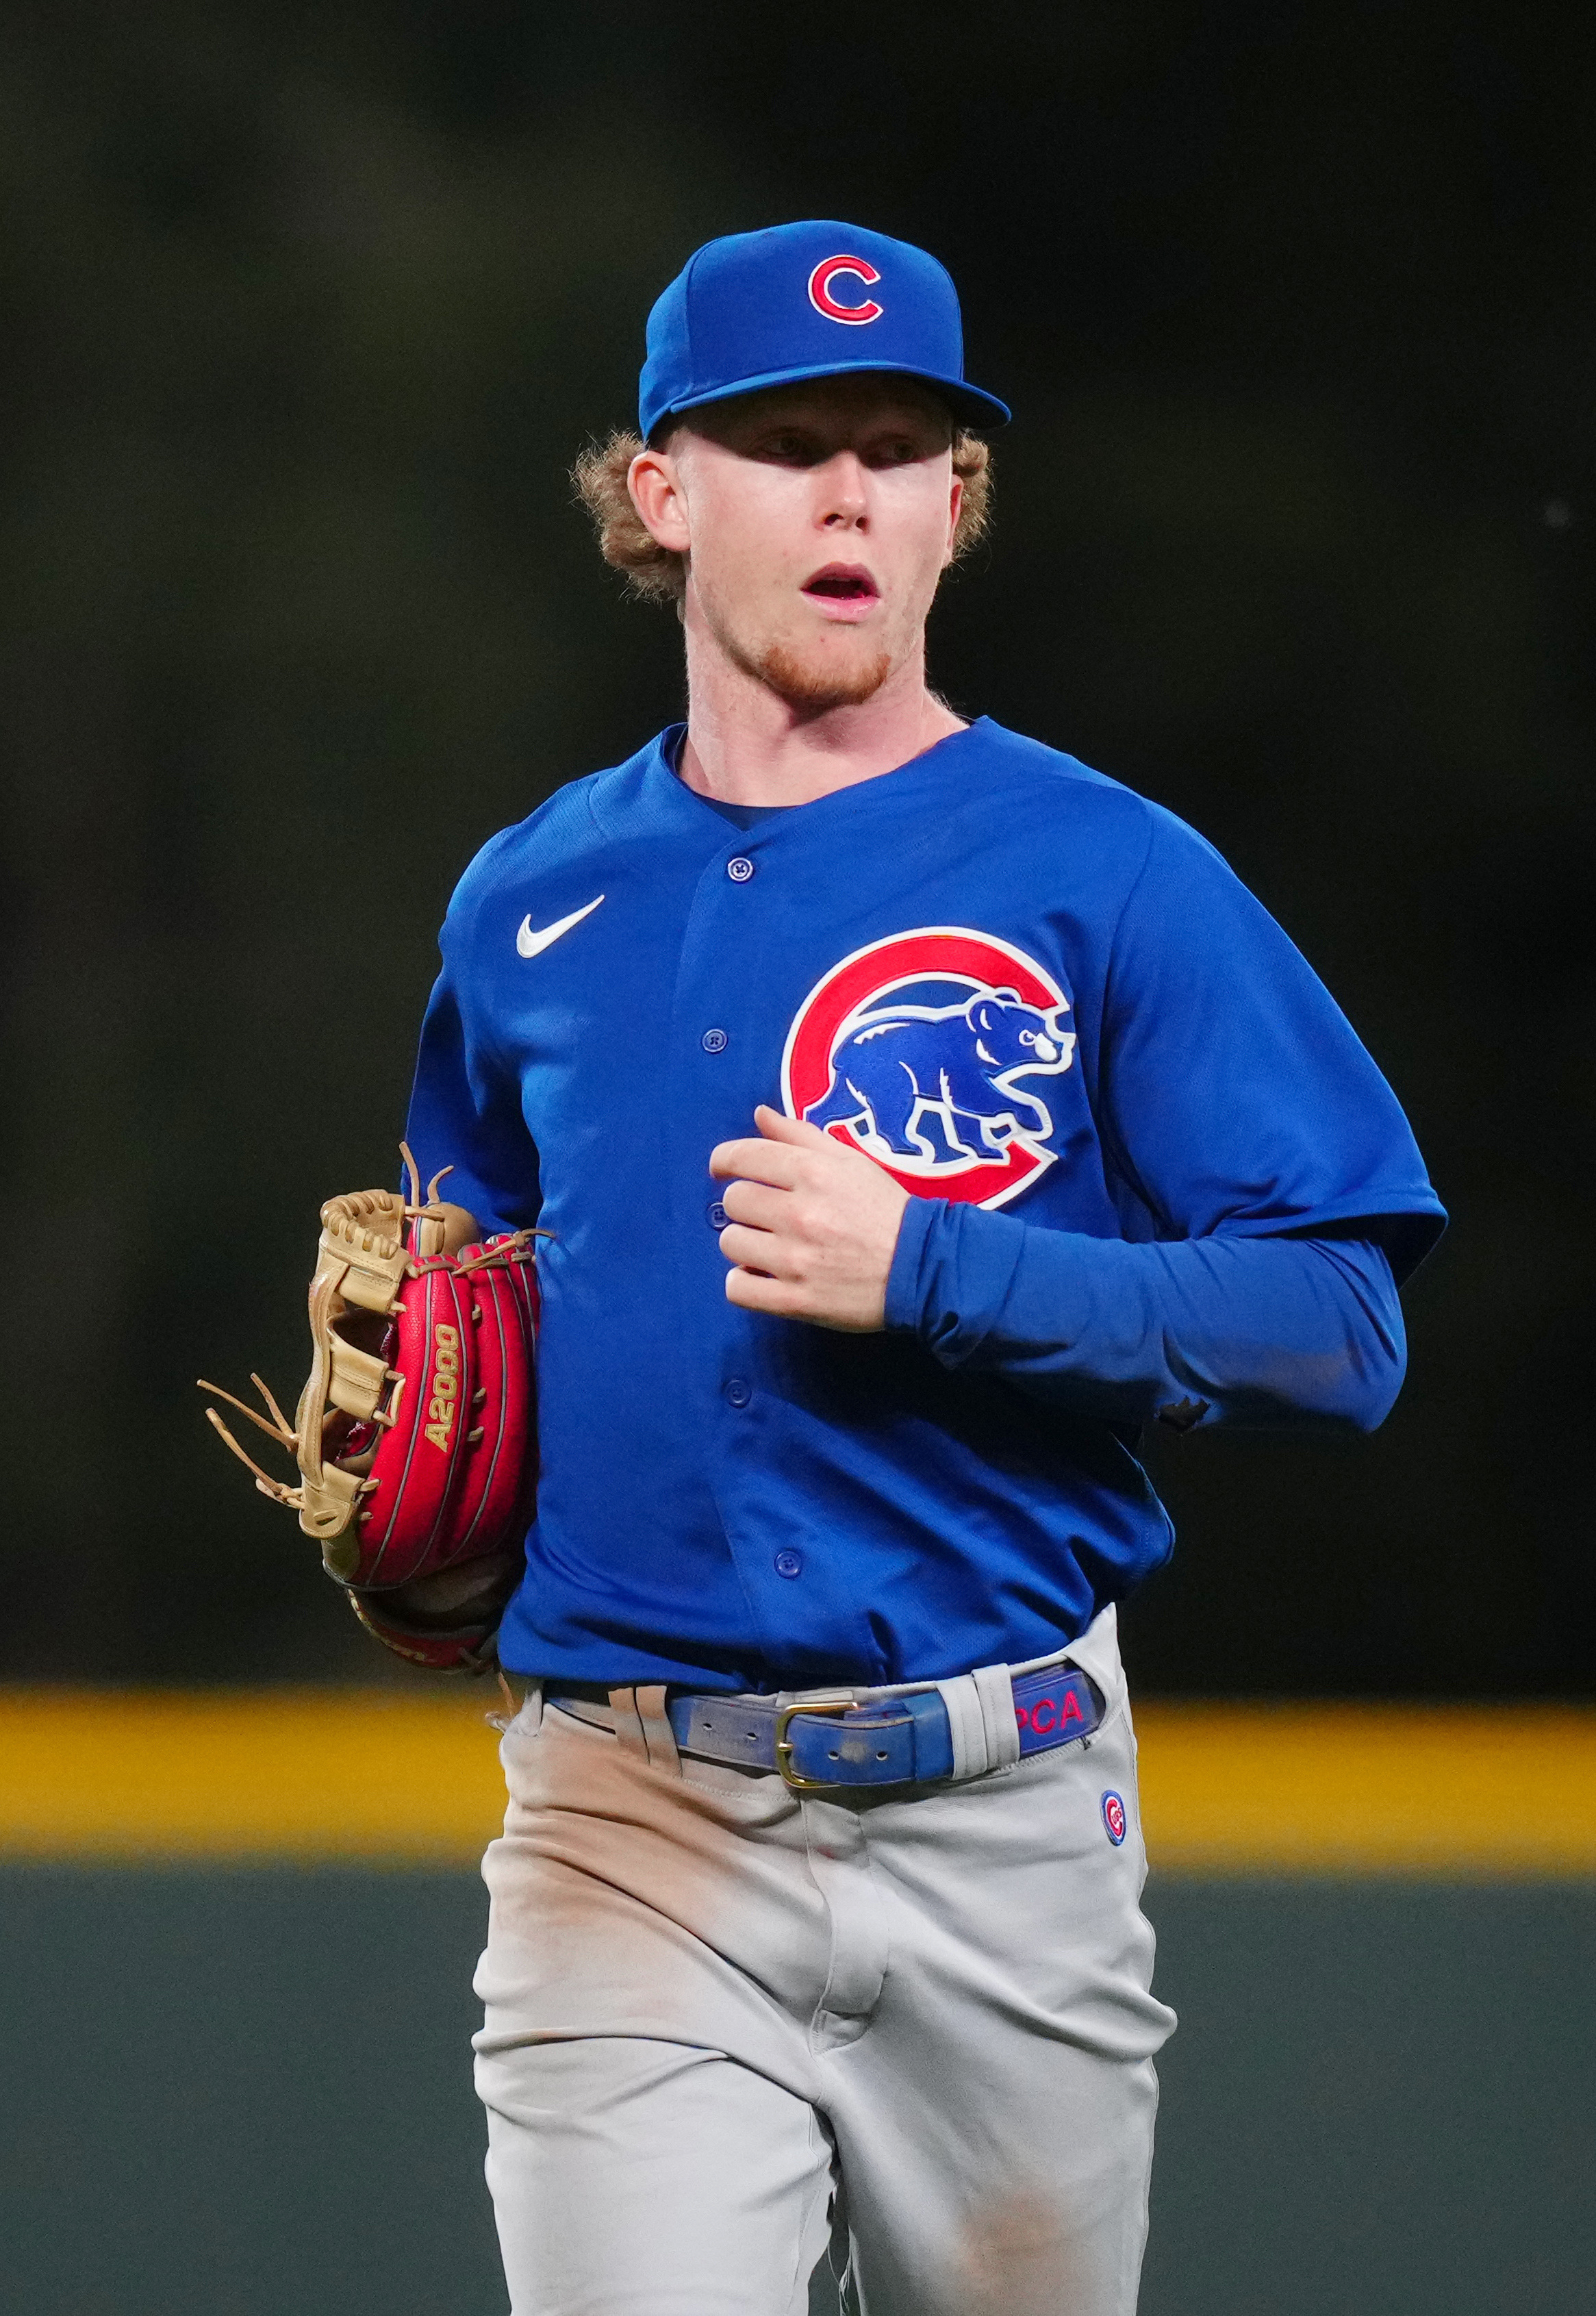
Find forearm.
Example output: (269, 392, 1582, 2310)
(885, 1201, 1406, 1432)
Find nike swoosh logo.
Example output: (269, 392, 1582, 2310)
(516, 895, 605, 958)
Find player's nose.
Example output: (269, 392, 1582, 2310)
(818, 451, 870, 529)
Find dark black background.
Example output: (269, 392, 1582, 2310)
(3, 2, 1591, 1689)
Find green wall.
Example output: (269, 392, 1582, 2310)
(3, 1870, 1591, 2315)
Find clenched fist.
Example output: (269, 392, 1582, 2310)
(709, 1105, 911, 1332)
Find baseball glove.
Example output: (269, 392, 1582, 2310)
(199, 1148, 540, 1673)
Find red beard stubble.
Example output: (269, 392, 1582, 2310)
(748, 638, 895, 716)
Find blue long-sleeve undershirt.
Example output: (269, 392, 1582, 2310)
(885, 1199, 1405, 1434)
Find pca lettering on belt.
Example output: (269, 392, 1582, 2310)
(1014, 1687, 1086, 1737)
(425, 1323, 461, 1451)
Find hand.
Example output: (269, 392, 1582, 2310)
(709, 1105, 910, 1332)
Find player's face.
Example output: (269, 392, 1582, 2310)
(630, 377, 961, 713)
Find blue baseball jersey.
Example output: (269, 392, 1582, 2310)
(405, 718, 1444, 1690)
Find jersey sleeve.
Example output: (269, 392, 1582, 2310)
(886, 1213, 1406, 1432)
(1095, 805, 1446, 1281)
(403, 858, 541, 1239)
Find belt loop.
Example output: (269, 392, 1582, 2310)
(608, 1686, 648, 1765)
(635, 1683, 681, 1777)
(972, 1663, 1021, 1770)
(934, 1674, 990, 1780)
(608, 1685, 681, 1775)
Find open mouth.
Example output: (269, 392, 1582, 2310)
(802, 563, 880, 604)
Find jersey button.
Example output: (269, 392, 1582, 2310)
(707, 1200, 728, 1229)
(726, 855, 755, 883)
(701, 1027, 728, 1054)
(724, 1376, 752, 1409)
(773, 1550, 802, 1579)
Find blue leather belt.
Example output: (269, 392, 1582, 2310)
(549, 1663, 1103, 1791)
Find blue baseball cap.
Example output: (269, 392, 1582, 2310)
(637, 221, 1011, 441)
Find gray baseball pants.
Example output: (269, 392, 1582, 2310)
(474, 1607, 1176, 2316)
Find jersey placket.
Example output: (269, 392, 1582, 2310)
(662, 827, 796, 1652)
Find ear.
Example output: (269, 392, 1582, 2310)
(627, 444, 692, 555)
(942, 469, 963, 570)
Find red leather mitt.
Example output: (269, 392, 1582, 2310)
(200, 1151, 540, 1672)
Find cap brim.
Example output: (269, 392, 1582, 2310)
(650, 360, 1011, 437)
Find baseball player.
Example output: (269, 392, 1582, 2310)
(394, 222, 1445, 2315)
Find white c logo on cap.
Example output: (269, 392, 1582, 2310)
(807, 255, 884, 325)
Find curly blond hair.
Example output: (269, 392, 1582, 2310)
(572, 426, 993, 604)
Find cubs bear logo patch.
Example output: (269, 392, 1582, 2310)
(1101, 1791, 1128, 1846)
(781, 927, 1077, 1209)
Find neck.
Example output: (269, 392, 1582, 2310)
(675, 604, 966, 808)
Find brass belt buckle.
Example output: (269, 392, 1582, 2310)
(774, 1698, 852, 1791)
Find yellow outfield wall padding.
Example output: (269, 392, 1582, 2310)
(1, 1690, 1593, 1873)
(1133, 1703, 1596, 1876)
(0, 1689, 509, 1865)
